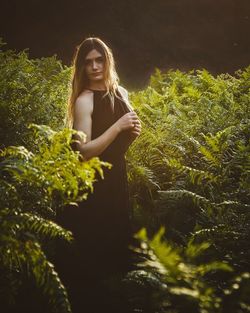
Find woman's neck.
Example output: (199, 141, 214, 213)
(87, 81, 106, 91)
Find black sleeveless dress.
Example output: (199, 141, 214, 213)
(55, 88, 135, 313)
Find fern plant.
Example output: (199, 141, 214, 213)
(125, 66, 250, 312)
(125, 227, 233, 313)
(126, 227, 250, 313)
(0, 124, 109, 312)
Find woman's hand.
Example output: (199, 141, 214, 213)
(116, 111, 141, 153)
(115, 111, 140, 132)
(128, 117, 141, 142)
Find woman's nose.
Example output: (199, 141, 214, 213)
(92, 61, 98, 70)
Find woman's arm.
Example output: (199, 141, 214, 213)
(73, 90, 138, 160)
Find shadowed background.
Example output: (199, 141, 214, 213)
(0, 0, 249, 89)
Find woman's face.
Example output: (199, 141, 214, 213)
(84, 49, 105, 82)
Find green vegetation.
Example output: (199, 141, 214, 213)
(0, 39, 249, 312)
(127, 66, 250, 312)
(0, 40, 109, 312)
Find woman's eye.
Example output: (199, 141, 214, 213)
(96, 57, 104, 63)
(84, 59, 91, 66)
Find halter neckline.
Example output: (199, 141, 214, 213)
(85, 88, 107, 92)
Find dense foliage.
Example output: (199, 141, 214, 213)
(0, 38, 71, 149)
(0, 40, 249, 312)
(127, 66, 250, 312)
(0, 41, 108, 312)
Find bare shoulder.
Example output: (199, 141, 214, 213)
(75, 90, 94, 115)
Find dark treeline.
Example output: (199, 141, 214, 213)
(0, 0, 249, 88)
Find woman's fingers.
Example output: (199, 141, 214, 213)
(119, 111, 141, 131)
(125, 111, 141, 137)
(129, 112, 141, 122)
(130, 125, 141, 134)
(130, 119, 141, 129)
(133, 123, 141, 128)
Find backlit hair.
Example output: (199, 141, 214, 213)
(67, 37, 120, 127)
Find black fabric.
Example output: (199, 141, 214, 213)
(55, 89, 135, 313)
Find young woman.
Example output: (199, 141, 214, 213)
(56, 37, 141, 313)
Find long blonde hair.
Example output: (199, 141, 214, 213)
(67, 37, 120, 128)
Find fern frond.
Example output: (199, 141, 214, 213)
(158, 189, 211, 208)
(166, 158, 219, 184)
(0, 209, 73, 243)
(1, 238, 71, 313)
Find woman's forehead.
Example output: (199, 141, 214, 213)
(85, 49, 103, 60)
